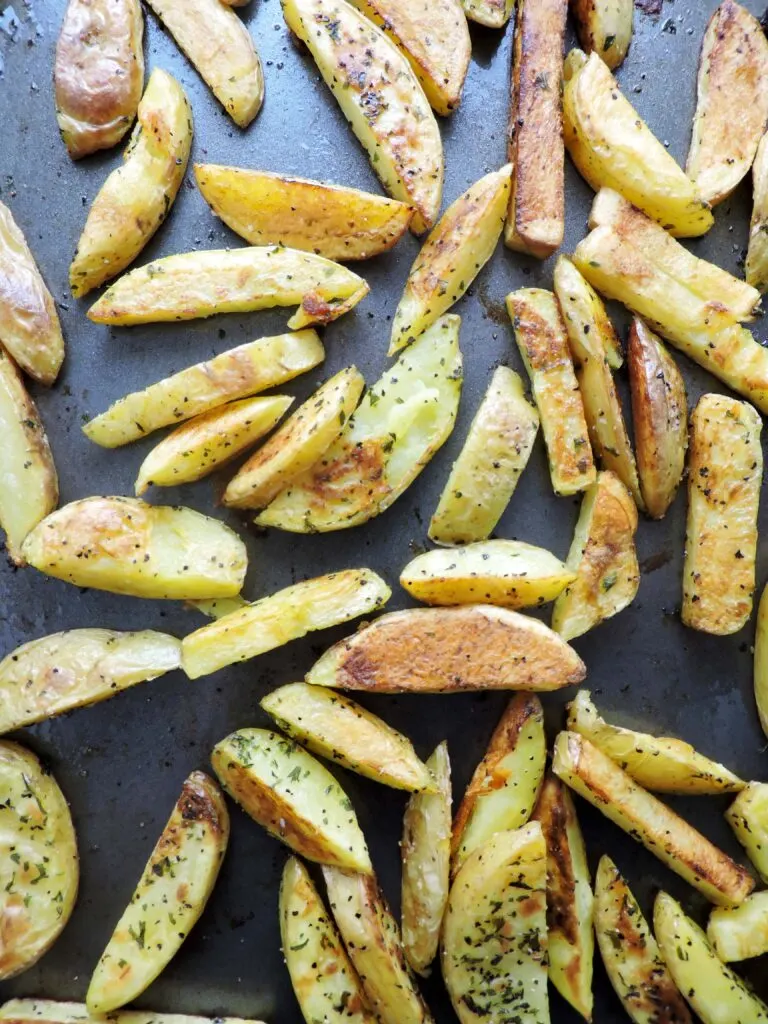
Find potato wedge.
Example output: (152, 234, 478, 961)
(461, 0, 512, 29)
(256, 316, 462, 533)
(726, 783, 768, 883)
(0, 1002, 266, 1024)
(182, 569, 390, 679)
(0, 742, 78, 980)
(551, 471, 639, 642)
(195, 165, 413, 260)
(223, 367, 364, 509)
(0, 629, 181, 735)
(553, 732, 754, 906)
(261, 682, 431, 792)
(746, 131, 768, 292)
(187, 595, 248, 620)
(70, 70, 192, 298)
(280, 858, 374, 1024)
(570, 0, 633, 70)
(401, 743, 451, 976)
(389, 166, 512, 354)
(400, 539, 575, 609)
(452, 694, 546, 873)
(554, 254, 623, 370)
(54, 0, 144, 159)
(135, 395, 293, 495)
(84, 330, 323, 448)
(86, 772, 228, 1012)
(212, 728, 371, 873)
(441, 823, 549, 1024)
(594, 856, 691, 1024)
(282, 0, 443, 233)
(21, 497, 247, 600)
(755, 585, 768, 738)
(307, 605, 586, 693)
(708, 892, 768, 963)
(508, 288, 596, 497)
(145, 0, 263, 127)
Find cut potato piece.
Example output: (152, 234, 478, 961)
(212, 728, 371, 873)
(0, 742, 78, 980)
(195, 165, 413, 260)
(390, 166, 511, 354)
(755, 585, 768, 738)
(428, 366, 539, 545)
(307, 605, 586, 693)
(747, 131, 768, 292)
(145, 0, 263, 127)
(257, 316, 462, 533)
(0, 629, 181, 735)
(223, 367, 364, 509)
(708, 892, 768, 963)
(726, 782, 768, 883)
(187, 595, 248, 619)
(261, 682, 431, 792)
(182, 569, 390, 679)
(461, 0, 512, 29)
(0, 1003, 266, 1024)
(554, 254, 623, 370)
(282, 0, 443, 233)
(553, 732, 754, 906)
(84, 331, 323, 448)
(507, 288, 596, 496)
(570, 0, 633, 70)
(22, 497, 247, 600)
(442, 823, 549, 1024)
(86, 773, 228, 1012)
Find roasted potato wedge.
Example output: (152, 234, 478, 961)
(0, 629, 181, 735)
(553, 732, 754, 906)
(54, 0, 144, 159)
(570, 0, 633, 70)
(256, 316, 462, 533)
(195, 165, 413, 260)
(22, 497, 247, 600)
(428, 366, 539, 545)
(84, 331, 323, 448)
(283, 0, 443, 233)
(0, 1002, 266, 1024)
(461, 0, 512, 28)
(307, 605, 586, 693)
(212, 728, 371, 873)
(261, 682, 431, 792)
(452, 694, 546, 873)
(747, 131, 768, 292)
(708, 892, 768, 963)
(755, 585, 768, 738)
(389, 166, 511, 354)
(554, 254, 623, 370)
(0, 742, 78, 980)
(442, 822, 549, 1024)
(87, 773, 228, 1012)
(726, 782, 768, 883)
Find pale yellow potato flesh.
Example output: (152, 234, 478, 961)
(84, 330, 323, 448)
(70, 69, 193, 298)
(0, 1003, 266, 1024)
(554, 254, 623, 369)
(86, 773, 229, 1013)
(389, 166, 511, 354)
(570, 0, 633, 69)
(461, 0, 513, 28)
(747, 132, 768, 292)
(187, 595, 248, 620)
(708, 892, 768, 963)
(195, 164, 413, 260)
(428, 366, 539, 545)
(21, 497, 247, 600)
(282, 0, 443, 233)
(726, 782, 768, 883)
(755, 585, 768, 738)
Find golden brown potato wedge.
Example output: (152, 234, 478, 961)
(726, 782, 768, 883)
(708, 892, 768, 963)
(0, 1005, 265, 1024)
(554, 254, 623, 370)
(747, 131, 768, 292)
(755, 585, 768, 738)
(461, 0, 512, 28)
(570, 0, 633, 70)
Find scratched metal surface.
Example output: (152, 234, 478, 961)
(0, 0, 766, 1020)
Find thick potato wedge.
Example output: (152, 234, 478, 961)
(507, 288, 596, 496)
(755, 585, 768, 737)
(182, 569, 390, 679)
(261, 682, 431, 792)
(0, 1003, 266, 1024)
(400, 539, 575, 609)
(54, 0, 144, 159)
(280, 858, 374, 1024)
(594, 856, 691, 1024)
(401, 743, 451, 976)
(461, 0, 512, 29)
(553, 732, 754, 906)
(554, 254, 623, 370)
(307, 605, 586, 693)
(389, 166, 511, 354)
(257, 316, 462, 533)
(442, 823, 549, 1024)
(21, 497, 247, 600)
(70, 70, 192, 298)
(84, 331, 323, 448)
(283, 0, 443, 233)
(747, 131, 768, 292)
(195, 165, 413, 260)
(0, 629, 180, 735)
(551, 471, 639, 642)
(682, 394, 762, 636)
(726, 782, 768, 883)
(0, 742, 78, 980)
(708, 892, 768, 963)
(223, 367, 364, 510)
(687, 0, 768, 206)
(570, 0, 633, 70)
(87, 773, 228, 1012)
(452, 694, 546, 873)
(212, 728, 371, 873)
(145, 0, 263, 127)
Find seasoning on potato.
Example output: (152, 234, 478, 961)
(570, 0, 633, 69)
